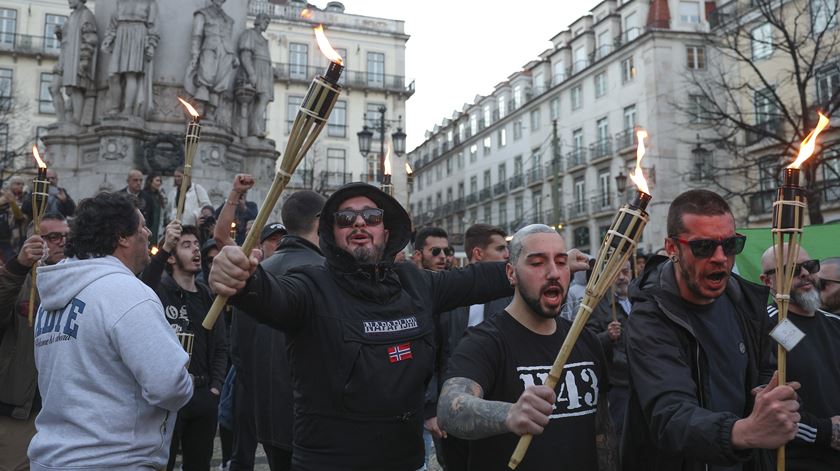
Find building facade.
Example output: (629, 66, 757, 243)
(409, 0, 721, 253)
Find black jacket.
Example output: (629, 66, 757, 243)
(585, 292, 629, 387)
(622, 255, 774, 471)
(231, 183, 513, 471)
(253, 235, 324, 450)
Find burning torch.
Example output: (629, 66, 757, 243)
(176, 97, 202, 222)
(771, 112, 829, 471)
(28, 146, 50, 327)
(202, 24, 344, 330)
(508, 129, 652, 469)
(381, 145, 394, 197)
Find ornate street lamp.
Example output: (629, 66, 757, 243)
(356, 105, 406, 182)
(614, 171, 628, 195)
(357, 126, 373, 156)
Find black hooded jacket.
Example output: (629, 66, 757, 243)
(622, 255, 775, 471)
(231, 183, 513, 471)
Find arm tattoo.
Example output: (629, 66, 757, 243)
(831, 422, 840, 451)
(594, 393, 619, 471)
(437, 377, 512, 440)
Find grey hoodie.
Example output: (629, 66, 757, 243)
(29, 256, 193, 470)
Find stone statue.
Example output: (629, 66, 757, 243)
(185, 0, 238, 122)
(235, 13, 273, 138)
(101, 0, 159, 117)
(52, 0, 98, 124)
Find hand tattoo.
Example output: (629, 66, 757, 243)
(437, 377, 512, 440)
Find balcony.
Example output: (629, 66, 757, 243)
(545, 208, 562, 223)
(479, 188, 492, 202)
(748, 190, 775, 217)
(288, 169, 313, 188)
(615, 129, 637, 152)
(508, 174, 524, 190)
(494, 181, 507, 196)
(453, 197, 466, 212)
(0, 34, 61, 58)
(358, 172, 378, 184)
(567, 148, 587, 169)
(567, 200, 589, 219)
(527, 167, 544, 185)
(590, 138, 613, 160)
(320, 171, 352, 190)
(546, 158, 564, 176)
(595, 44, 614, 60)
(619, 27, 642, 46)
(591, 193, 618, 213)
(466, 193, 479, 206)
(273, 63, 415, 96)
(745, 119, 782, 146)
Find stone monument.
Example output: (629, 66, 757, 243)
(42, 0, 279, 216)
(235, 13, 274, 141)
(51, 0, 98, 126)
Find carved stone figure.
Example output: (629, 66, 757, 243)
(52, 0, 98, 124)
(185, 0, 238, 121)
(101, 0, 159, 117)
(235, 13, 273, 138)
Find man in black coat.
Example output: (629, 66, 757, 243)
(209, 182, 514, 471)
(623, 189, 800, 471)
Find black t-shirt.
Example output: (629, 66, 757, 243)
(163, 287, 213, 379)
(444, 310, 609, 471)
(687, 294, 747, 471)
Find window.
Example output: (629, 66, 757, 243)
(550, 97, 560, 120)
(367, 52, 385, 87)
(436, 163, 443, 180)
(289, 43, 309, 79)
(594, 71, 607, 97)
(598, 170, 611, 205)
(820, 151, 840, 202)
(44, 14, 66, 52)
(470, 175, 478, 194)
(573, 226, 590, 250)
(624, 12, 639, 41)
(529, 109, 541, 132)
(498, 163, 507, 182)
(327, 100, 347, 137)
(816, 64, 840, 105)
(596, 117, 609, 142)
(458, 182, 465, 199)
(498, 201, 507, 226)
(483, 136, 492, 155)
(498, 127, 507, 147)
(691, 144, 713, 181)
(751, 23, 773, 60)
(621, 56, 636, 83)
(470, 114, 478, 136)
(532, 191, 543, 219)
(469, 144, 478, 162)
(514, 196, 524, 221)
(39, 72, 55, 114)
(479, 206, 488, 224)
(457, 151, 464, 169)
(458, 122, 466, 142)
(513, 120, 523, 140)
(497, 95, 507, 118)
(678, 1, 701, 24)
(623, 105, 637, 130)
(365, 103, 385, 138)
(0, 68, 12, 110)
(597, 30, 611, 59)
(483, 105, 492, 127)
(483, 170, 491, 189)
(574, 177, 586, 211)
(812, 0, 839, 32)
(688, 95, 712, 123)
(0, 8, 16, 46)
(553, 60, 566, 85)
(514, 84, 523, 109)
(574, 46, 588, 73)
(573, 128, 584, 151)
(534, 71, 545, 94)
(333, 48, 348, 85)
(446, 157, 452, 175)
(327, 148, 346, 175)
(0, 123, 8, 156)
(571, 85, 582, 110)
(686, 46, 706, 70)
(754, 88, 777, 125)
(514, 155, 523, 176)
(446, 187, 453, 203)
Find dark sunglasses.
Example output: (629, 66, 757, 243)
(764, 259, 820, 277)
(334, 208, 384, 228)
(671, 234, 747, 258)
(42, 232, 69, 243)
(431, 247, 454, 257)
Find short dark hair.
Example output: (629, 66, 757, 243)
(41, 212, 66, 223)
(281, 190, 326, 235)
(464, 223, 507, 261)
(667, 189, 732, 237)
(66, 192, 141, 259)
(414, 226, 448, 251)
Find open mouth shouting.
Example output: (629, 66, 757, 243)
(541, 283, 565, 308)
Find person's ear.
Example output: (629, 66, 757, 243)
(471, 247, 482, 262)
(664, 237, 678, 262)
(506, 262, 516, 287)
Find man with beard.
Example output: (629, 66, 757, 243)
(586, 259, 631, 439)
(623, 189, 800, 471)
(209, 182, 514, 471)
(144, 224, 227, 471)
(760, 246, 840, 470)
(29, 192, 193, 470)
(818, 257, 840, 314)
(0, 213, 68, 470)
(436, 224, 616, 471)
(414, 226, 451, 272)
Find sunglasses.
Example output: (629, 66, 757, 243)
(42, 232, 69, 243)
(334, 208, 384, 228)
(764, 259, 820, 277)
(430, 247, 454, 257)
(671, 234, 747, 258)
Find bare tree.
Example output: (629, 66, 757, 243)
(679, 0, 840, 223)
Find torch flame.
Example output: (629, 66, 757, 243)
(384, 144, 392, 176)
(177, 97, 200, 118)
(788, 112, 830, 169)
(150, 246, 159, 256)
(301, 8, 313, 19)
(231, 222, 236, 229)
(629, 129, 650, 195)
(314, 25, 343, 65)
(32, 145, 47, 169)
(405, 162, 413, 175)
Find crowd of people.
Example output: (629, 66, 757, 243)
(1, 171, 839, 471)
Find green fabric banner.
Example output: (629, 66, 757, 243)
(735, 222, 840, 283)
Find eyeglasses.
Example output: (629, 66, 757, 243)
(430, 247, 454, 257)
(334, 208, 384, 228)
(670, 234, 747, 259)
(764, 259, 820, 277)
(42, 232, 69, 243)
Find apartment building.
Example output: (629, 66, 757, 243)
(409, 0, 716, 253)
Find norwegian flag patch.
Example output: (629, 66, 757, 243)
(388, 343, 413, 363)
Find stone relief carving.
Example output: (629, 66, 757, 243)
(100, 138, 128, 160)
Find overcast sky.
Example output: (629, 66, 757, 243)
(332, 1, 595, 150)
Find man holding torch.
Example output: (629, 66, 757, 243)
(622, 189, 800, 471)
(209, 182, 514, 471)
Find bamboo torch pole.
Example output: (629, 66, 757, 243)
(27, 145, 49, 327)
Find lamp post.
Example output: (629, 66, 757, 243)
(357, 105, 407, 182)
(691, 134, 711, 181)
(614, 171, 628, 200)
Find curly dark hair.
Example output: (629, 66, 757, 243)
(66, 192, 141, 259)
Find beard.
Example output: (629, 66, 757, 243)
(175, 253, 201, 274)
(519, 280, 566, 319)
(347, 229, 386, 265)
(792, 285, 822, 313)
